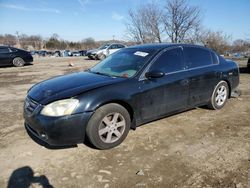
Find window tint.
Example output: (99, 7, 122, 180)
(150, 47, 185, 73)
(110, 45, 118, 49)
(211, 51, 219, 64)
(0, 47, 10, 53)
(184, 47, 212, 68)
(117, 44, 125, 48)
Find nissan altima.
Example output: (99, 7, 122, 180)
(24, 44, 239, 149)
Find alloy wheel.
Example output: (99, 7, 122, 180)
(98, 112, 126, 143)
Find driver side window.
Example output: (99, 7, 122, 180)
(150, 47, 185, 73)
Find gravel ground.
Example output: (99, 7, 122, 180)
(0, 57, 249, 188)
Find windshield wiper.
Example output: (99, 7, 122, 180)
(89, 70, 113, 77)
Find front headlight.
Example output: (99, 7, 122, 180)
(41, 99, 79, 117)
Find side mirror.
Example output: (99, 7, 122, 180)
(145, 70, 165, 79)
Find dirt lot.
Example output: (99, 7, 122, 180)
(0, 57, 249, 188)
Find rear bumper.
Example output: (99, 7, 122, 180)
(24, 110, 93, 146)
(24, 55, 33, 63)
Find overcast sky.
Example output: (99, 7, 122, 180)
(0, 0, 250, 41)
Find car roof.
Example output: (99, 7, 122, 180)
(127, 43, 208, 51)
(0, 45, 11, 48)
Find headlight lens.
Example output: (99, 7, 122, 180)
(41, 99, 79, 117)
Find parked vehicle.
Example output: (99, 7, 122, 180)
(37, 50, 47, 57)
(24, 44, 239, 149)
(79, 50, 87, 56)
(86, 43, 125, 60)
(71, 51, 81, 57)
(61, 50, 72, 57)
(0, 46, 33, 67)
(54, 51, 61, 57)
(248, 57, 250, 72)
(30, 50, 38, 56)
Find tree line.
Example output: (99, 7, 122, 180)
(0, 33, 132, 51)
(125, 0, 250, 54)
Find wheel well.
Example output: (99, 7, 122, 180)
(222, 79, 231, 98)
(99, 100, 135, 129)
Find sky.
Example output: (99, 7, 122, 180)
(0, 0, 250, 42)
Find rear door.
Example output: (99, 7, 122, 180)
(136, 46, 189, 123)
(0, 47, 12, 65)
(183, 46, 219, 107)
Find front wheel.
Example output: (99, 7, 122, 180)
(208, 81, 229, 110)
(12, 57, 25, 67)
(97, 53, 106, 60)
(86, 103, 131, 149)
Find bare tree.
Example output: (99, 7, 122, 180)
(0, 34, 17, 46)
(125, 9, 147, 43)
(232, 39, 250, 53)
(162, 0, 201, 43)
(200, 30, 231, 54)
(143, 3, 163, 43)
(125, 3, 163, 43)
(81, 37, 97, 49)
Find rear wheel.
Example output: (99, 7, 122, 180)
(208, 81, 229, 110)
(86, 103, 131, 149)
(12, 57, 25, 67)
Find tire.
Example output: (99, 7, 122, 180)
(88, 55, 94, 60)
(12, 57, 25, 67)
(97, 54, 106, 60)
(86, 103, 131, 149)
(207, 81, 229, 110)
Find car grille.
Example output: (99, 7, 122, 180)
(25, 97, 39, 115)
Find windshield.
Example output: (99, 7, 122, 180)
(90, 48, 156, 78)
(99, 44, 110, 50)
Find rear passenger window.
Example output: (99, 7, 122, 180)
(150, 47, 185, 73)
(184, 47, 212, 68)
(117, 44, 125, 48)
(110, 45, 118, 49)
(0, 47, 10, 53)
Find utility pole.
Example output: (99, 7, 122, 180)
(112, 35, 115, 42)
(15, 31, 20, 48)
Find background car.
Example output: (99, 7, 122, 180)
(86, 43, 126, 60)
(247, 57, 250, 72)
(37, 50, 47, 57)
(24, 44, 239, 149)
(72, 51, 81, 57)
(0, 46, 33, 67)
(54, 50, 61, 57)
(79, 50, 87, 56)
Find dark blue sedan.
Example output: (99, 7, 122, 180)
(0, 46, 33, 67)
(24, 44, 239, 149)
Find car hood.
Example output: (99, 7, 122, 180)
(87, 49, 98, 54)
(28, 72, 124, 105)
